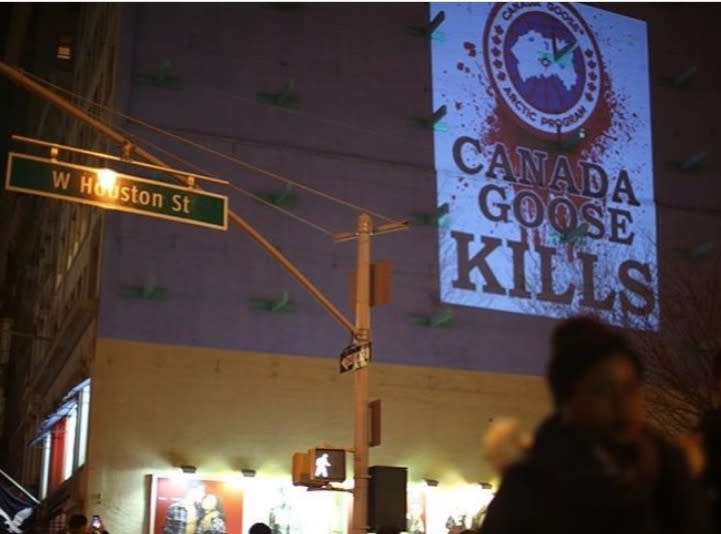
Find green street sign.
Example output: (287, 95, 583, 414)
(5, 153, 228, 230)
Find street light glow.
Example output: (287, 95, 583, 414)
(97, 168, 117, 190)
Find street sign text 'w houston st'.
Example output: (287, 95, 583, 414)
(5, 153, 228, 230)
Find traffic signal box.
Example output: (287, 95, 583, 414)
(292, 448, 346, 487)
(292, 451, 313, 487)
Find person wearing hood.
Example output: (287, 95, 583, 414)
(481, 315, 710, 534)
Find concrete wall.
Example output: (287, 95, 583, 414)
(97, 2, 721, 377)
(85, 337, 548, 534)
(99, 2, 554, 377)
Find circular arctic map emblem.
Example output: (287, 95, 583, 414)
(483, 3, 602, 137)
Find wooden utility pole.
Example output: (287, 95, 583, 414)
(351, 213, 371, 534)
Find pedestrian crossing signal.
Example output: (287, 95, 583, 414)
(292, 448, 346, 486)
(292, 451, 312, 487)
(309, 448, 346, 483)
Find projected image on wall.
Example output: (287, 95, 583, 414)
(430, 2, 658, 329)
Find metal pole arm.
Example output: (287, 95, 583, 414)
(0, 61, 355, 334)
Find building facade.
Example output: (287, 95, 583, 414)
(1, 3, 721, 534)
(0, 1, 119, 527)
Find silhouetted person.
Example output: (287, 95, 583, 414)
(248, 523, 271, 534)
(67, 515, 88, 534)
(481, 316, 710, 534)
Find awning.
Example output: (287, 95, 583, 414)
(28, 378, 90, 446)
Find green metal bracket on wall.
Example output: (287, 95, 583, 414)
(255, 183, 297, 209)
(658, 66, 698, 88)
(248, 291, 297, 313)
(134, 61, 181, 90)
(674, 240, 714, 260)
(550, 223, 589, 246)
(667, 152, 706, 173)
(409, 203, 449, 227)
(409, 307, 453, 328)
(544, 127, 585, 153)
(119, 283, 168, 301)
(680, 336, 721, 356)
(408, 11, 446, 41)
(409, 105, 448, 131)
(257, 80, 301, 109)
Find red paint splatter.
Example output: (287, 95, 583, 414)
(471, 55, 639, 249)
(463, 41, 477, 58)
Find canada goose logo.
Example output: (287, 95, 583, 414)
(483, 2, 602, 138)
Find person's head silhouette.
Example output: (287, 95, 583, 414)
(249, 523, 271, 534)
(68, 515, 88, 534)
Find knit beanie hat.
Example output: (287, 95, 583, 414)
(547, 315, 643, 405)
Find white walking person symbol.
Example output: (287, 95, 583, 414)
(314, 453, 331, 478)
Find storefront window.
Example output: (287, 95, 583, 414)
(62, 406, 77, 481)
(48, 419, 66, 491)
(39, 434, 51, 500)
(36, 380, 91, 498)
(76, 383, 91, 467)
(147, 474, 493, 534)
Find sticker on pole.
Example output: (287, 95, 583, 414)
(339, 342, 372, 374)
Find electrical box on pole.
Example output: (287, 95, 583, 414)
(369, 399, 382, 448)
(350, 259, 392, 308)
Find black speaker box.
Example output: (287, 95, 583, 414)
(368, 465, 408, 532)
